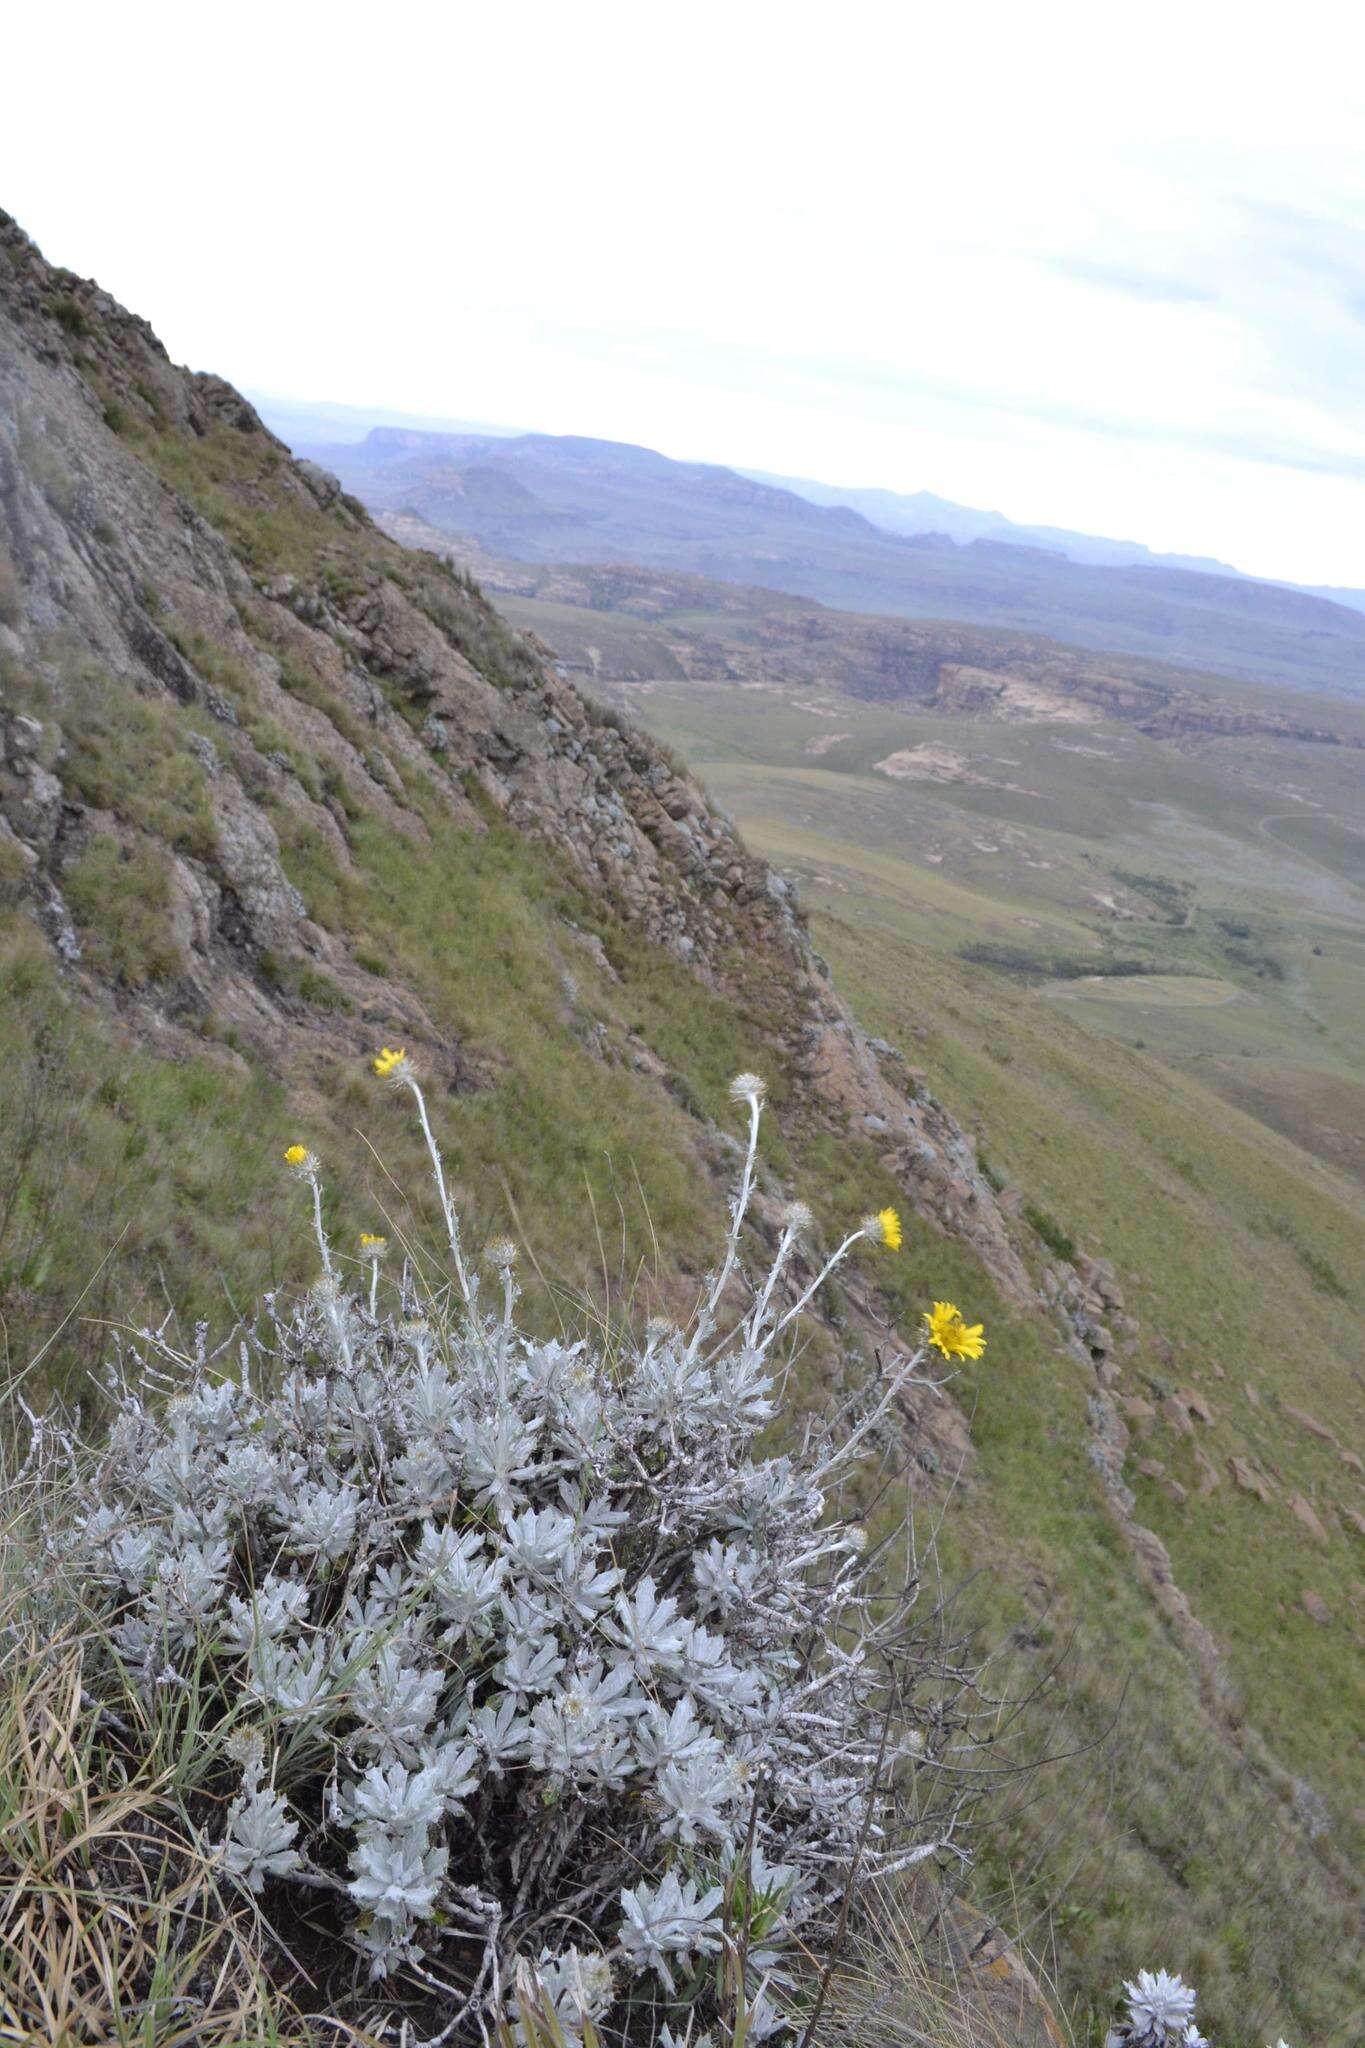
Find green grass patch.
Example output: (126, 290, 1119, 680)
(63, 833, 181, 988)
(54, 657, 216, 858)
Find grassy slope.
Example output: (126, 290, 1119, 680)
(529, 679, 1365, 2044)
(0, 788, 799, 1395)
(0, 398, 810, 1392)
(613, 686, 1365, 1770)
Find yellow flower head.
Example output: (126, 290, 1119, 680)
(372, 1045, 410, 1083)
(861, 1207, 903, 1250)
(284, 1144, 308, 1167)
(359, 1232, 388, 1258)
(924, 1300, 986, 1361)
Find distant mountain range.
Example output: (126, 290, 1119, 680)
(742, 466, 1365, 616)
(252, 394, 521, 452)
(263, 403, 1365, 699)
(738, 468, 1244, 575)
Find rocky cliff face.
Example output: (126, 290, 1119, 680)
(0, 210, 1029, 1315)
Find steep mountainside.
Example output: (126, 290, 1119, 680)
(286, 424, 1365, 699)
(2, 216, 1361, 2044)
(0, 212, 1028, 1376)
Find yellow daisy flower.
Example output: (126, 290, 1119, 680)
(358, 1232, 388, 1258)
(283, 1144, 310, 1168)
(372, 1045, 409, 1081)
(924, 1300, 986, 1361)
(861, 1207, 903, 1249)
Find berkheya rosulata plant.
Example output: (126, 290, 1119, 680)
(41, 1051, 997, 2043)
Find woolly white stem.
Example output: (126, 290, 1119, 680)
(755, 1230, 867, 1361)
(492, 1270, 517, 1397)
(810, 1344, 931, 1486)
(306, 1170, 335, 1284)
(687, 1092, 762, 1363)
(407, 1077, 472, 1307)
(368, 1262, 379, 1317)
(743, 1223, 798, 1351)
(321, 1280, 354, 1373)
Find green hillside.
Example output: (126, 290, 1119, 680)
(2, 213, 1362, 2046)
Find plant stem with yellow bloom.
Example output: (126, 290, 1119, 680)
(371, 1046, 409, 1084)
(359, 1233, 388, 1314)
(747, 1203, 903, 1367)
(284, 1144, 335, 1285)
(876, 1207, 903, 1250)
(371, 1048, 472, 1307)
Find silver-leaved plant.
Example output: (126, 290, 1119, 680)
(41, 1056, 981, 2036)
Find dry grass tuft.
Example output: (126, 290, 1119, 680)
(0, 1629, 316, 2047)
(818, 1881, 1071, 2048)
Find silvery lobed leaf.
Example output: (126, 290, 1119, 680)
(222, 1573, 310, 1654)
(281, 1479, 361, 1560)
(499, 1631, 565, 1700)
(352, 1648, 443, 1760)
(656, 1753, 742, 1845)
(634, 1694, 723, 1773)
(344, 1759, 448, 1838)
(606, 1576, 686, 1669)
(503, 1504, 577, 1577)
(469, 1692, 533, 1772)
(617, 1870, 725, 1993)
(223, 1779, 300, 1894)
(456, 1409, 541, 1514)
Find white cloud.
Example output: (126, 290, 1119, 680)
(4, 0, 1364, 583)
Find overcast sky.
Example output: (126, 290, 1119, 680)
(6, 1, 1365, 585)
